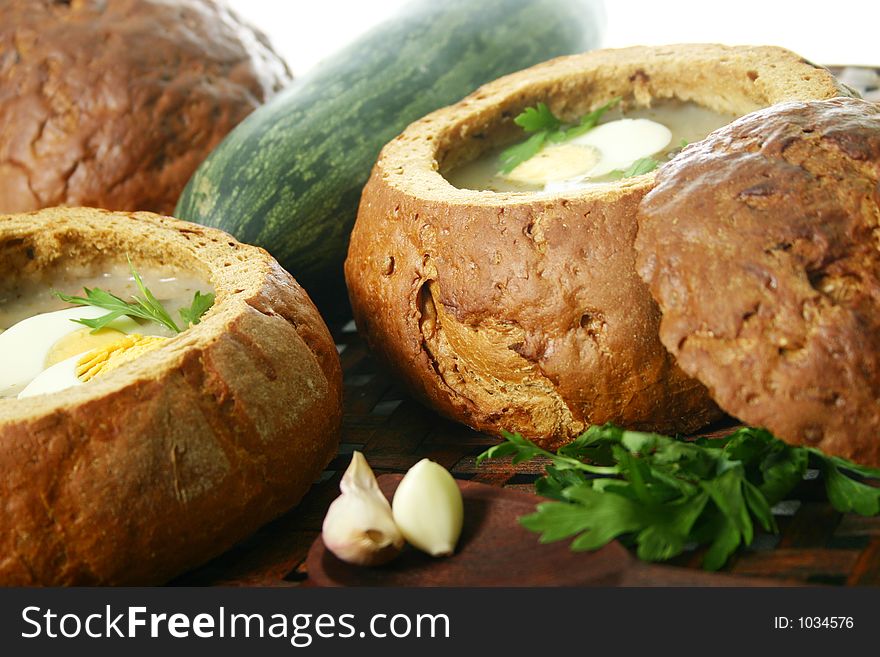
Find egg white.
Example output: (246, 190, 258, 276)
(568, 118, 672, 177)
(508, 118, 673, 193)
(0, 307, 139, 398)
(17, 354, 83, 399)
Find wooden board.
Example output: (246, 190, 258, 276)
(175, 313, 880, 587)
(305, 475, 785, 587)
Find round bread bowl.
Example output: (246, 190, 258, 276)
(636, 97, 880, 467)
(0, 0, 291, 215)
(345, 44, 853, 449)
(0, 207, 342, 585)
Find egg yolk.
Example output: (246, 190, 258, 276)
(44, 327, 126, 368)
(76, 334, 167, 382)
(504, 143, 600, 185)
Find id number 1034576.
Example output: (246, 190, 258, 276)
(774, 617, 854, 629)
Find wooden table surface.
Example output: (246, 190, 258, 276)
(174, 66, 880, 587)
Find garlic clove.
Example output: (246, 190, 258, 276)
(392, 458, 464, 557)
(339, 449, 385, 498)
(322, 451, 404, 566)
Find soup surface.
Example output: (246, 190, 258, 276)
(0, 262, 210, 332)
(446, 101, 739, 193)
(0, 262, 213, 399)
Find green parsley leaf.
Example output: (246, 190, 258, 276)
(513, 102, 561, 133)
(808, 449, 880, 516)
(701, 465, 754, 547)
(606, 156, 660, 181)
(477, 424, 880, 571)
(498, 132, 547, 174)
(743, 480, 776, 533)
(477, 429, 545, 465)
(534, 465, 585, 501)
(128, 260, 180, 333)
(621, 157, 659, 177)
(699, 513, 742, 572)
(722, 428, 807, 505)
(179, 290, 216, 327)
(56, 284, 179, 334)
(562, 96, 622, 139)
(477, 429, 618, 475)
(497, 97, 621, 174)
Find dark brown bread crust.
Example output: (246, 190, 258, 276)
(350, 178, 720, 448)
(0, 208, 342, 585)
(0, 0, 290, 215)
(345, 45, 850, 449)
(636, 97, 880, 466)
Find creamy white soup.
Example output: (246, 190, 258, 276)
(446, 101, 739, 193)
(0, 262, 213, 399)
(0, 263, 209, 332)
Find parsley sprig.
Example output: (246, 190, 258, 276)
(178, 290, 215, 328)
(605, 157, 661, 180)
(619, 157, 659, 178)
(498, 98, 621, 174)
(477, 425, 880, 570)
(56, 260, 215, 334)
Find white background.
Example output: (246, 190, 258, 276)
(227, 0, 879, 76)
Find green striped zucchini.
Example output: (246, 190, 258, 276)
(175, 0, 604, 316)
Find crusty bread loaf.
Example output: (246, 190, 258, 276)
(345, 45, 852, 449)
(0, 207, 342, 585)
(636, 98, 880, 466)
(0, 0, 290, 215)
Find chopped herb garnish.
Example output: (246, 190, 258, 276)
(498, 132, 548, 175)
(606, 157, 661, 181)
(179, 290, 215, 328)
(56, 259, 214, 334)
(513, 102, 561, 133)
(498, 97, 621, 174)
(562, 97, 623, 140)
(477, 424, 880, 570)
(621, 156, 659, 177)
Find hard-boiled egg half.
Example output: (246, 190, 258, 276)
(504, 118, 672, 192)
(0, 307, 167, 399)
